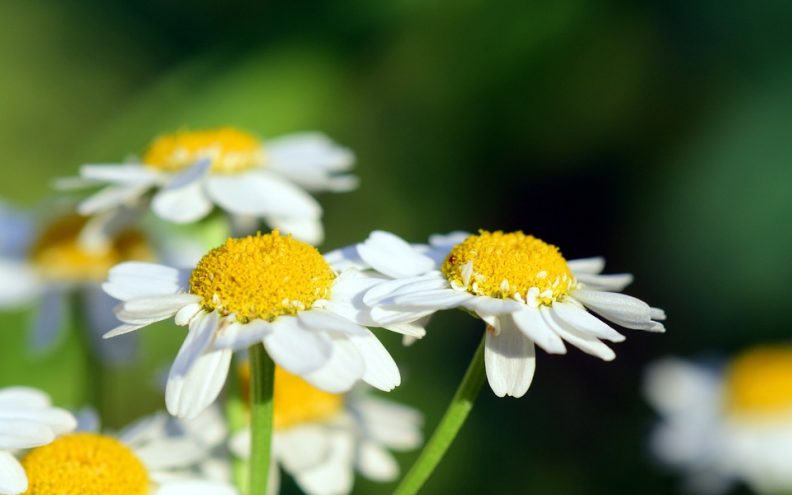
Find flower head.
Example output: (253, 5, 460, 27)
(358, 229, 665, 398)
(64, 128, 358, 245)
(104, 231, 401, 419)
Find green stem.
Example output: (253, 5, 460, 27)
(249, 344, 275, 495)
(70, 292, 104, 417)
(393, 335, 487, 495)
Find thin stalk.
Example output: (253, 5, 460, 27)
(248, 344, 275, 495)
(393, 335, 487, 495)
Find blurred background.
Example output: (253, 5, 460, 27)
(1, 0, 792, 493)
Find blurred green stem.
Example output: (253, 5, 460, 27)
(393, 335, 486, 495)
(249, 344, 275, 495)
(70, 292, 103, 417)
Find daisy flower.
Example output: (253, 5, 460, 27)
(65, 128, 357, 245)
(0, 204, 152, 362)
(645, 346, 792, 494)
(231, 366, 423, 495)
(362, 230, 666, 398)
(17, 409, 238, 495)
(103, 230, 401, 420)
(0, 386, 76, 495)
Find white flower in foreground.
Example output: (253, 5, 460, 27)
(104, 231, 401, 420)
(0, 387, 76, 495)
(0, 205, 151, 362)
(363, 230, 665, 398)
(17, 408, 237, 495)
(645, 347, 792, 495)
(65, 128, 357, 245)
(231, 366, 422, 495)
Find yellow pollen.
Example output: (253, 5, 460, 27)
(190, 231, 335, 323)
(725, 346, 792, 416)
(442, 230, 574, 305)
(142, 127, 264, 173)
(240, 364, 343, 430)
(21, 433, 149, 495)
(29, 215, 151, 282)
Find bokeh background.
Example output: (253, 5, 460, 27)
(2, 0, 792, 493)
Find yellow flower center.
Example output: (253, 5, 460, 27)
(442, 230, 574, 305)
(190, 231, 335, 322)
(240, 364, 343, 430)
(21, 433, 149, 495)
(142, 128, 264, 173)
(725, 346, 792, 416)
(29, 215, 151, 283)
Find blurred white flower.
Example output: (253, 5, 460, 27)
(645, 347, 792, 494)
(62, 128, 357, 245)
(0, 203, 151, 363)
(0, 386, 76, 495)
(359, 230, 665, 398)
(103, 231, 401, 420)
(231, 366, 422, 495)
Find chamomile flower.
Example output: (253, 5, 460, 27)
(65, 128, 357, 245)
(363, 230, 665, 398)
(103, 230, 401, 420)
(0, 204, 152, 362)
(231, 366, 423, 495)
(0, 387, 76, 495)
(17, 409, 237, 495)
(645, 347, 792, 494)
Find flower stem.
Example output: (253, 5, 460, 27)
(249, 344, 275, 495)
(393, 335, 487, 495)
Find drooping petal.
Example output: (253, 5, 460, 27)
(572, 289, 665, 332)
(347, 329, 400, 392)
(303, 336, 365, 393)
(511, 308, 567, 354)
(540, 306, 615, 361)
(484, 318, 536, 398)
(263, 317, 332, 375)
(166, 349, 232, 420)
(552, 301, 625, 342)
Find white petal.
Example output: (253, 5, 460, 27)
(0, 408, 75, 437)
(154, 480, 239, 495)
(484, 318, 536, 398)
(293, 431, 355, 495)
(206, 172, 320, 218)
(170, 312, 220, 377)
(304, 336, 365, 393)
(575, 273, 634, 292)
(0, 260, 41, 308)
(103, 262, 186, 301)
(213, 319, 272, 351)
(322, 271, 388, 326)
(362, 272, 446, 306)
(357, 231, 435, 278)
(0, 388, 50, 408)
(114, 294, 200, 325)
(277, 424, 334, 472)
(264, 317, 331, 375)
(103, 323, 148, 339)
(572, 289, 664, 331)
(80, 164, 159, 184)
(174, 303, 203, 326)
(266, 216, 324, 245)
(567, 257, 605, 275)
(464, 296, 523, 316)
(391, 289, 472, 309)
(166, 349, 232, 420)
(540, 306, 615, 361)
(552, 302, 625, 342)
(297, 310, 368, 336)
(357, 441, 400, 482)
(351, 397, 423, 450)
(78, 183, 150, 215)
(323, 246, 368, 272)
(428, 231, 471, 249)
(0, 420, 55, 450)
(347, 329, 400, 391)
(511, 308, 566, 354)
(0, 452, 26, 495)
(266, 132, 354, 173)
(152, 181, 213, 224)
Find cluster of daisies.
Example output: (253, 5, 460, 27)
(12, 125, 787, 495)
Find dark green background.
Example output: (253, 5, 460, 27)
(2, 0, 792, 493)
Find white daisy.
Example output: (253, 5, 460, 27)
(16, 408, 238, 495)
(645, 347, 792, 495)
(103, 230, 401, 420)
(0, 386, 76, 495)
(361, 230, 665, 398)
(64, 128, 357, 245)
(0, 204, 152, 362)
(230, 365, 422, 495)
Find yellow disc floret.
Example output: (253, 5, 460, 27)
(21, 433, 149, 495)
(442, 230, 574, 305)
(190, 231, 335, 322)
(240, 364, 344, 429)
(725, 346, 792, 416)
(142, 127, 264, 173)
(30, 214, 151, 282)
